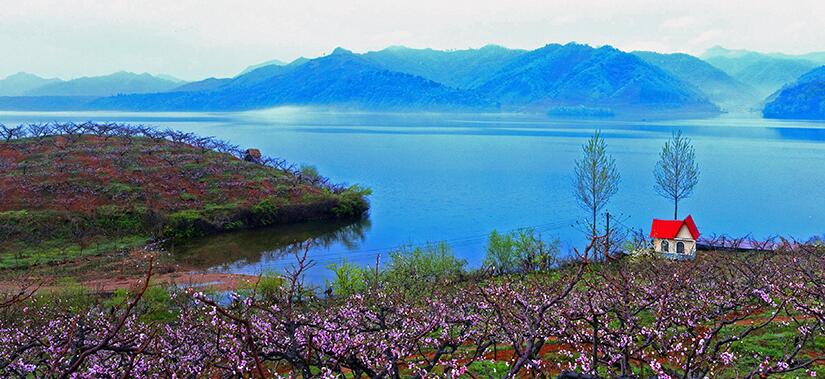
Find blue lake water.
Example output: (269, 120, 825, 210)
(2, 109, 824, 284)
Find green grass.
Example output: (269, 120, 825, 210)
(0, 235, 148, 269)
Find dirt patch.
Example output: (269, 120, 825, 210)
(0, 249, 258, 293)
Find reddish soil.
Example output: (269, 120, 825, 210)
(0, 249, 258, 294)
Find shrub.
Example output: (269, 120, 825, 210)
(484, 228, 559, 274)
(251, 197, 282, 226)
(163, 210, 207, 240)
(331, 185, 371, 218)
(326, 260, 370, 297)
(383, 242, 466, 292)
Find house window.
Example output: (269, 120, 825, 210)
(677, 242, 685, 254)
(661, 240, 669, 252)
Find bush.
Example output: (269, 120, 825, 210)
(332, 185, 371, 218)
(163, 210, 208, 240)
(326, 260, 370, 297)
(383, 242, 466, 292)
(251, 197, 283, 226)
(484, 228, 559, 275)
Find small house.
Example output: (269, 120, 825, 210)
(650, 215, 700, 259)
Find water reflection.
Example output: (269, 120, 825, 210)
(169, 217, 371, 272)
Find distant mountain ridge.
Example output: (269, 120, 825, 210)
(25, 71, 182, 97)
(632, 51, 759, 110)
(362, 45, 527, 88)
(19, 43, 825, 117)
(763, 66, 825, 120)
(239, 58, 289, 75)
(702, 46, 820, 99)
(0, 73, 62, 96)
(93, 48, 493, 111)
(474, 43, 716, 113)
(90, 43, 719, 116)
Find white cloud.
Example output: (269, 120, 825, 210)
(660, 16, 696, 30)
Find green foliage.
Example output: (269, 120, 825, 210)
(251, 197, 283, 226)
(331, 185, 371, 218)
(0, 235, 147, 269)
(326, 260, 370, 297)
(467, 360, 510, 378)
(235, 271, 286, 301)
(256, 272, 286, 300)
(105, 182, 135, 199)
(383, 242, 466, 292)
(484, 228, 559, 274)
(32, 277, 95, 314)
(180, 192, 197, 201)
(163, 209, 206, 240)
(140, 286, 177, 322)
(93, 206, 149, 235)
(0, 209, 29, 220)
(485, 230, 521, 275)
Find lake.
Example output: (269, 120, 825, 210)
(2, 109, 824, 284)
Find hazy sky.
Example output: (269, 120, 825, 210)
(2, 0, 823, 81)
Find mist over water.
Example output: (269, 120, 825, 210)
(3, 109, 824, 284)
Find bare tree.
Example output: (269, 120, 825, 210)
(654, 130, 699, 219)
(574, 131, 620, 241)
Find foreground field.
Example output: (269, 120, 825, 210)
(1, 242, 823, 378)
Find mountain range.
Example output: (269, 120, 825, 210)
(92, 43, 722, 116)
(93, 48, 492, 111)
(701, 46, 820, 99)
(360, 45, 527, 89)
(0, 72, 62, 96)
(1, 43, 823, 119)
(631, 51, 759, 110)
(0, 71, 181, 97)
(475, 43, 715, 113)
(763, 66, 825, 120)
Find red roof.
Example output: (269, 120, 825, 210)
(650, 215, 700, 239)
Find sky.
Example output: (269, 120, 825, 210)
(1, 0, 824, 81)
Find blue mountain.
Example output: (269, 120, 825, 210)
(0, 72, 62, 96)
(172, 78, 232, 92)
(25, 71, 182, 97)
(238, 58, 289, 75)
(362, 45, 526, 88)
(632, 51, 758, 109)
(475, 43, 717, 114)
(93, 48, 493, 111)
(763, 66, 825, 120)
(4, 44, 724, 116)
(702, 47, 819, 98)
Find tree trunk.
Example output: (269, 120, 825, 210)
(674, 197, 678, 219)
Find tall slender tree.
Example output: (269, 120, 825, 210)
(654, 130, 699, 219)
(574, 131, 620, 241)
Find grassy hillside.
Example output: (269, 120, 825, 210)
(0, 123, 370, 268)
